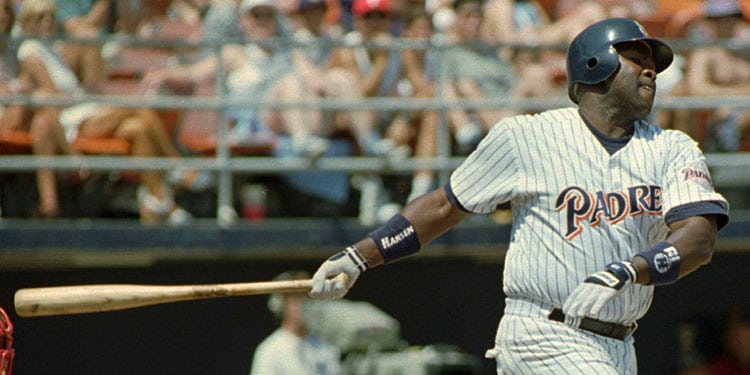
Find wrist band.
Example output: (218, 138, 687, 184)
(344, 245, 370, 272)
(635, 242, 682, 285)
(367, 214, 421, 264)
(606, 260, 638, 285)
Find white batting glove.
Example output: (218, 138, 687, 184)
(563, 261, 638, 319)
(309, 246, 369, 300)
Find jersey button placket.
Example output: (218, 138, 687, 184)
(609, 160, 621, 191)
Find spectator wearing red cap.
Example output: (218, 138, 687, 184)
(323, 0, 410, 223)
(283, 0, 398, 158)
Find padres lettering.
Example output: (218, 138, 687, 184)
(555, 185, 662, 240)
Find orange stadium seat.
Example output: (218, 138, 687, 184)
(0, 130, 32, 154)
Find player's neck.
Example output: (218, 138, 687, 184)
(578, 108, 634, 139)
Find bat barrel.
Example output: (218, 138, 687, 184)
(14, 279, 314, 317)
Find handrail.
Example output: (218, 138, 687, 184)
(2, 32, 749, 223)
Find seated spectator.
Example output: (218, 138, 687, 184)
(15, 0, 193, 223)
(0, 0, 25, 142)
(439, 0, 518, 155)
(479, 0, 565, 99)
(325, 0, 409, 223)
(135, 0, 204, 41)
(683, 0, 750, 209)
(1, 0, 77, 218)
(199, 0, 244, 53)
(684, 0, 750, 152)
(141, 0, 331, 158)
(53, 0, 113, 88)
(283, 0, 396, 157)
(0, 0, 15, 84)
(395, 7, 442, 202)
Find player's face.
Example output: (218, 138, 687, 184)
(609, 42, 657, 119)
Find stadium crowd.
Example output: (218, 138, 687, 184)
(0, 0, 748, 224)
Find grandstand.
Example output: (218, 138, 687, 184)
(1, 6, 749, 374)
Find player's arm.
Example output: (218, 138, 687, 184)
(357, 186, 470, 267)
(309, 186, 470, 299)
(564, 211, 724, 319)
(632, 214, 718, 285)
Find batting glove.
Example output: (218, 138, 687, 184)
(309, 246, 369, 300)
(562, 261, 638, 319)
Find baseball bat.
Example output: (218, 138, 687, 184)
(14, 278, 314, 317)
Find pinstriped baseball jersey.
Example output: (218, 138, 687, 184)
(449, 107, 728, 324)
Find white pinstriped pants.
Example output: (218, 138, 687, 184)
(486, 299, 637, 375)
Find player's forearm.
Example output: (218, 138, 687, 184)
(353, 187, 469, 268)
(632, 215, 718, 285)
(664, 215, 718, 277)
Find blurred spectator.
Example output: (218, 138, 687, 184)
(53, 0, 113, 87)
(3, 0, 78, 218)
(439, 0, 518, 155)
(329, 0, 402, 103)
(684, 0, 750, 151)
(142, 0, 331, 158)
(120, 0, 203, 41)
(479, 0, 565, 99)
(16, 0, 193, 223)
(0, 0, 16, 84)
(284, 0, 397, 157)
(679, 307, 750, 375)
(326, 0, 408, 223)
(199, 0, 243, 54)
(682, 0, 750, 209)
(480, 0, 552, 60)
(249, 270, 342, 375)
(0, 0, 21, 125)
(396, 7, 442, 202)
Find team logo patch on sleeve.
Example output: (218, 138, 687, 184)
(682, 162, 714, 190)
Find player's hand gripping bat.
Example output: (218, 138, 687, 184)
(14, 278, 318, 317)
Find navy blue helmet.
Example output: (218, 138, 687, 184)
(566, 18, 674, 103)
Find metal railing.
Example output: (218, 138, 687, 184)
(1, 34, 749, 224)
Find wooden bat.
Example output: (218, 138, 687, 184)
(14, 278, 314, 317)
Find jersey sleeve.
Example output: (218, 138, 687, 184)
(449, 119, 519, 214)
(660, 130, 729, 227)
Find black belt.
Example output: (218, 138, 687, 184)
(548, 308, 635, 341)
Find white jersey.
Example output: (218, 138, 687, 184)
(250, 329, 342, 375)
(449, 107, 728, 324)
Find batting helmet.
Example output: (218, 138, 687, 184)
(0, 308, 14, 375)
(566, 18, 674, 103)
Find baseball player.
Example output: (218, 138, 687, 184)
(309, 18, 730, 374)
